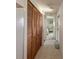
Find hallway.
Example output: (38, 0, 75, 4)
(27, 0, 63, 59)
(44, 40, 56, 45)
(16, 0, 63, 59)
(35, 45, 61, 59)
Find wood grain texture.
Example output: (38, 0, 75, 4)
(27, 1, 43, 59)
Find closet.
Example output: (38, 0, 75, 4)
(27, 1, 43, 59)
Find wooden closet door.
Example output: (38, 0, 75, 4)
(36, 12, 38, 52)
(39, 14, 42, 46)
(27, 2, 32, 59)
(27, 1, 43, 59)
(34, 9, 37, 55)
(31, 7, 37, 59)
(38, 14, 41, 49)
(36, 13, 40, 50)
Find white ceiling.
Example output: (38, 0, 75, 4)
(31, 0, 63, 15)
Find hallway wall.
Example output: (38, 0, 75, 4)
(16, 0, 27, 59)
(16, 0, 26, 7)
(42, 15, 48, 41)
(16, 8, 25, 59)
(56, 2, 63, 57)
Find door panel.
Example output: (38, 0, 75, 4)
(27, 1, 43, 59)
(27, 2, 32, 59)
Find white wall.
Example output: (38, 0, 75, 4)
(16, 0, 26, 7)
(42, 15, 46, 45)
(24, 4, 27, 59)
(42, 15, 48, 45)
(16, 0, 27, 59)
(16, 8, 25, 59)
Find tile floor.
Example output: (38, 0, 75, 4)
(34, 45, 62, 59)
